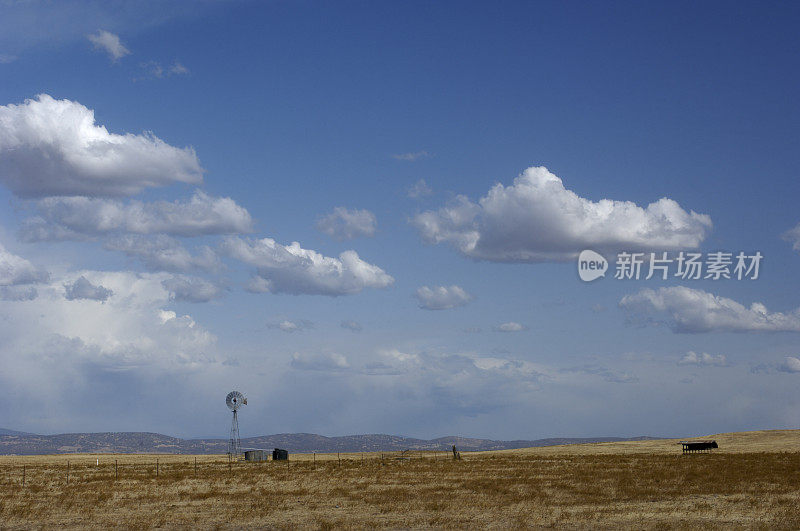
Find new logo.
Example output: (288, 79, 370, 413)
(578, 250, 608, 282)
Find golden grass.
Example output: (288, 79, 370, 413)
(487, 429, 800, 456)
(1, 430, 799, 529)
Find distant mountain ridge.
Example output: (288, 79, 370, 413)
(0, 429, 660, 455)
(0, 428, 33, 437)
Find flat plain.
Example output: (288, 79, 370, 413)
(1, 430, 799, 529)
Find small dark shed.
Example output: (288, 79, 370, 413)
(273, 448, 289, 460)
(244, 450, 266, 462)
(680, 440, 718, 454)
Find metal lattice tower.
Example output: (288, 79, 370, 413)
(225, 391, 247, 457)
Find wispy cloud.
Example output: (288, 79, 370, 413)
(268, 319, 314, 333)
(316, 207, 377, 241)
(392, 150, 431, 162)
(407, 179, 433, 198)
(87, 30, 130, 62)
(561, 365, 639, 384)
(138, 60, 190, 80)
(340, 320, 363, 332)
(677, 351, 728, 367)
(493, 322, 526, 333)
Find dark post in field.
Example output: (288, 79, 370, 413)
(22, 465, 25, 487)
(115, 459, 118, 480)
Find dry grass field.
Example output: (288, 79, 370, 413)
(1, 430, 799, 529)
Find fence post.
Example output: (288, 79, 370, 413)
(22, 465, 25, 487)
(313, 452, 315, 464)
(337, 452, 340, 466)
(67, 460, 70, 485)
(156, 458, 159, 477)
(194, 457, 197, 476)
(115, 459, 118, 480)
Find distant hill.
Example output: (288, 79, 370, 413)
(0, 428, 659, 455)
(0, 428, 35, 436)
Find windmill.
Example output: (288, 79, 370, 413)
(226, 391, 247, 457)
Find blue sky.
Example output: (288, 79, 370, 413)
(0, 0, 799, 440)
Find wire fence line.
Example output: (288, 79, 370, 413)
(0, 450, 462, 488)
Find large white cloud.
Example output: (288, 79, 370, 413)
(0, 94, 203, 197)
(0, 270, 216, 367)
(20, 190, 252, 241)
(222, 236, 394, 296)
(0, 267, 230, 434)
(414, 285, 472, 310)
(412, 166, 712, 262)
(316, 207, 377, 241)
(620, 286, 800, 333)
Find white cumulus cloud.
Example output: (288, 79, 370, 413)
(316, 207, 377, 241)
(0, 95, 203, 197)
(620, 286, 800, 333)
(222, 236, 393, 296)
(20, 191, 252, 241)
(414, 285, 472, 310)
(87, 30, 130, 62)
(412, 166, 712, 262)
